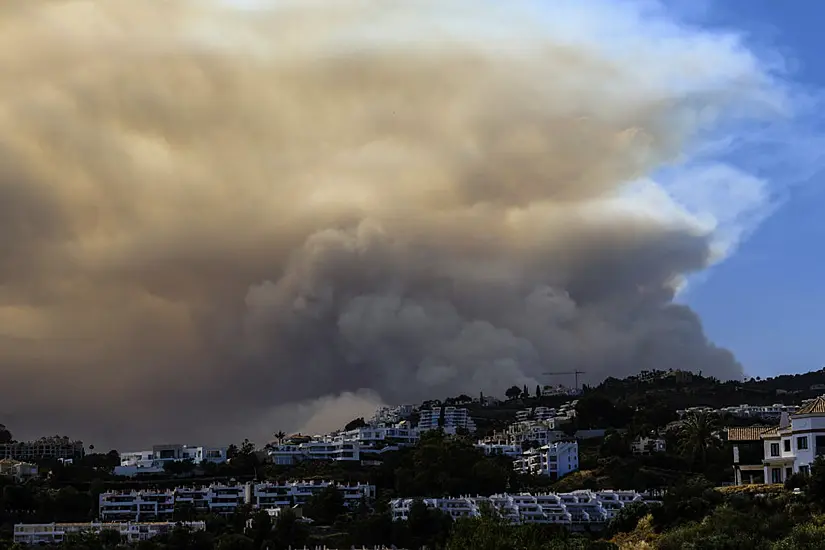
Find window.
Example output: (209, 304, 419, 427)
(770, 443, 780, 457)
(784, 440, 791, 452)
(798, 436, 809, 450)
(771, 468, 782, 483)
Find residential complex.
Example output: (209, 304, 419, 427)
(680, 403, 798, 420)
(514, 401, 577, 427)
(268, 421, 419, 466)
(514, 441, 579, 479)
(14, 522, 205, 545)
(726, 395, 825, 485)
(371, 404, 415, 424)
(390, 490, 653, 526)
(631, 437, 667, 455)
(417, 407, 476, 433)
(0, 437, 84, 462)
(115, 444, 228, 476)
(98, 481, 375, 522)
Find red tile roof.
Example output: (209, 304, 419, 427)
(793, 396, 825, 416)
(726, 426, 775, 441)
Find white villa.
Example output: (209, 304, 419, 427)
(115, 444, 227, 476)
(727, 395, 825, 485)
(514, 441, 579, 479)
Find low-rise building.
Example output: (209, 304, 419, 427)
(115, 444, 227, 477)
(98, 481, 376, 522)
(371, 405, 415, 424)
(475, 443, 523, 457)
(417, 407, 476, 433)
(726, 426, 771, 485)
(0, 437, 85, 462)
(514, 441, 579, 479)
(630, 437, 667, 455)
(13, 522, 205, 545)
(0, 459, 38, 482)
(390, 490, 652, 526)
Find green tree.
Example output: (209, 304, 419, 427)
(303, 485, 345, 525)
(505, 386, 522, 400)
(0, 424, 12, 444)
(535, 385, 542, 398)
(247, 509, 272, 550)
(271, 508, 309, 549)
(678, 412, 722, 468)
(344, 417, 367, 431)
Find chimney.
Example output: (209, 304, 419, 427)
(779, 412, 790, 429)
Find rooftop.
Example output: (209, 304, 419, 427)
(725, 426, 775, 441)
(793, 395, 825, 416)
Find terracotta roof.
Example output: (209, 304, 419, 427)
(793, 396, 825, 416)
(726, 426, 775, 441)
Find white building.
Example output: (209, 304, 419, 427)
(371, 405, 415, 424)
(417, 407, 476, 433)
(475, 443, 523, 458)
(99, 481, 376, 522)
(630, 437, 667, 455)
(506, 421, 566, 447)
(761, 397, 825, 484)
(0, 437, 85, 461)
(0, 459, 38, 482)
(514, 441, 579, 479)
(13, 522, 205, 545)
(390, 490, 651, 526)
(115, 444, 227, 476)
(267, 422, 418, 466)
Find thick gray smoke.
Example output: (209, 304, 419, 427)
(0, 0, 792, 448)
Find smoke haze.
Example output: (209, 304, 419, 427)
(0, 0, 799, 448)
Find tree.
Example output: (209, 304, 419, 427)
(0, 424, 12, 444)
(274, 431, 286, 445)
(535, 385, 542, 398)
(505, 386, 522, 400)
(677, 412, 722, 468)
(303, 485, 345, 525)
(344, 417, 367, 431)
(271, 507, 309, 549)
(246, 509, 272, 550)
(523, 384, 529, 398)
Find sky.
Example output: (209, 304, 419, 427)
(1, 0, 824, 448)
(670, 1, 825, 378)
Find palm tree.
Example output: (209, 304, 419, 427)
(678, 412, 722, 468)
(274, 431, 286, 445)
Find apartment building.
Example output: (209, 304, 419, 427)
(475, 443, 523, 458)
(0, 459, 38, 482)
(13, 522, 205, 545)
(417, 407, 476, 433)
(514, 441, 579, 479)
(0, 437, 84, 462)
(371, 405, 415, 424)
(390, 490, 651, 526)
(268, 422, 418, 466)
(98, 481, 376, 521)
(115, 444, 227, 476)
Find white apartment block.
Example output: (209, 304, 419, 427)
(99, 481, 376, 522)
(0, 437, 85, 461)
(506, 421, 566, 447)
(514, 441, 579, 479)
(13, 522, 205, 545)
(475, 443, 523, 458)
(390, 490, 650, 526)
(268, 422, 418, 466)
(417, 407, 476, 433)
(115, 444, 227, 477)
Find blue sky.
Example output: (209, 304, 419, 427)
(672, 1, 825, 378)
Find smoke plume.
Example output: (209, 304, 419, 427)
(0, 0, 796, 447)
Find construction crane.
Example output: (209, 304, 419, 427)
(544, 370, 587, 391)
